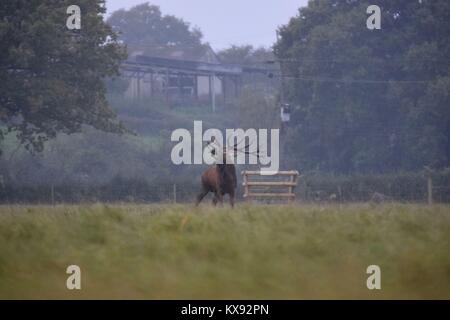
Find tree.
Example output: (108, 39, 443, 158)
(107, 3, 207, 60)
(236, 89, 279, 130)
(274, 0, 450, 173)
(217, 45, 274, 65)
(217, 45, 278, 98)
(0, 0, 127, 153)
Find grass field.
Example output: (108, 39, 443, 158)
(0, 203, 449, 299)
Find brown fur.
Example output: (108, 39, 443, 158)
(195, 162, 237, 208)
(195, 138, 257, 208)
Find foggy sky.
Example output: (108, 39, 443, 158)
(105, 0, 308, 50)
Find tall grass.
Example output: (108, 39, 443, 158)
(0, 204, 449, 299)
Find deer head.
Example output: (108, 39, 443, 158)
(206, 136, 260, 166)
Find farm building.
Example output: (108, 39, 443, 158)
(120, 45, 278, 110)
(122, 46, 242, 107)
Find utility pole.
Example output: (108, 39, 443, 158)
(211, 73, 216, 112)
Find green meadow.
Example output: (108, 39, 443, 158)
(0, 204, 449, 299)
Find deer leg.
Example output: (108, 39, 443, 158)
(215, 191, 224, 206)
(196, 188, 209, 206)
(212, 184, 223, 206)
(229, 191, 235, 208)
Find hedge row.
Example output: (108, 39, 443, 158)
(1, 171, 449, 204)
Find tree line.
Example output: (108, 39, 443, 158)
(0, 0, 449, 198)
(274, 0, 450, 174)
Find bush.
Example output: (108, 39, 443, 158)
(297, 170, 450, 203)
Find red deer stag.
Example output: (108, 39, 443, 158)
(195, 138, 257, 208)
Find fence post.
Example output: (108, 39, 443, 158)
(173, 183, 177, 204)
(288, 174, 294, 204)
(427, 176, 433, 205)
(242, 171, 249, 200)
(241, 171, 299, 203)
(51, 184, 55, 206)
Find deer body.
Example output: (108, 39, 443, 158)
(195, 136, 258, 208)
(196, 164, 237, 207)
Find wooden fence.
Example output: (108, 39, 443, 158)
(242, 170, 300, 203)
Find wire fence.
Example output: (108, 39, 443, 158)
(0, 175, 448, 205)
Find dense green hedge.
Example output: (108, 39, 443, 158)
(1, 170, 449, 204)
(297, 170, 450, 203)
(0, 176, 200, 204)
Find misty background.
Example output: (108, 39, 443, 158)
(0, 0, 449, 204)
(105, 0, 308, 49)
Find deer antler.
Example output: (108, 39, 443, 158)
(230, 137, 261, 159)
(227, 134, 251, 152)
